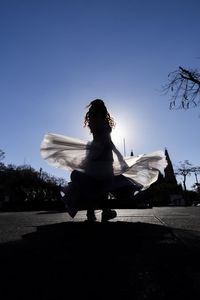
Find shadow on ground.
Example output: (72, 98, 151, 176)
(0, 221, 198, 300)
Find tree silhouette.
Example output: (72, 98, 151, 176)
(0, 149, 5, 162)
(0, 162, 66, 211)
(163, 66, 200, 110)
(191, 166, 200, 185)
(175, 160, 193, 192)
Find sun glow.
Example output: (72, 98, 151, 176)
(111, 120, 130, 156)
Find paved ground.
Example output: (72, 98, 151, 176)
(0, 207, 200, 299)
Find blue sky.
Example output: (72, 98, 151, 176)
(0, 0, 200, 189)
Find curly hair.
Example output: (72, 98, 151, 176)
(84, 99, 115, 129)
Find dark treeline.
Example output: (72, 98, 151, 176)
(0, 162, 66, 211)
(0, 148, 200, 211)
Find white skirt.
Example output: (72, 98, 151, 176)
(41, 133, 168, 217)
(40, 133, 167, 189)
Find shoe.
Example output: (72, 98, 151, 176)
(101, 209, 117, 222)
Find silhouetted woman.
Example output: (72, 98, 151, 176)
(41, 99, 167, 221)
(81, 99, 118, 221)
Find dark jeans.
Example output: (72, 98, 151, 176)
(71, 170, 108, 210)
(70, 170, 141, 210)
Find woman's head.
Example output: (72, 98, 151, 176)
(86, 99, 107, 116)
(84, 99, 115, 128)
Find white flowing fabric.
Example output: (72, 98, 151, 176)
(40, 133, 167, 190)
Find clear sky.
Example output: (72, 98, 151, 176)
(0, 0, 200, 189)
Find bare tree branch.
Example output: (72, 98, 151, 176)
(162, 66, 200, 110)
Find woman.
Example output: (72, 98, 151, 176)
(40, 99, 167, 221)
(81, 99, 118, 221)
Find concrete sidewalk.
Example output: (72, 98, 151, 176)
(0, 207, 200, 299)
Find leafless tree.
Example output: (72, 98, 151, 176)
(0, 149, 5, 162)
(175, 160, 193, 191)
(191, 166, 200, 185)
(163, 66, 200, 110)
